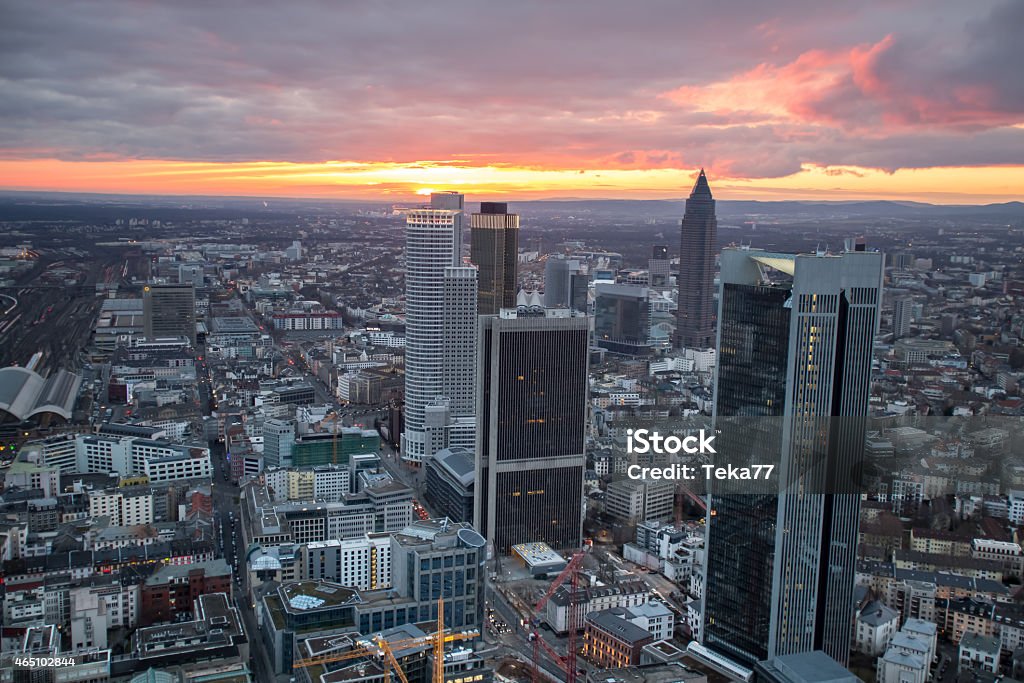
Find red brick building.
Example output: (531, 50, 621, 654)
(140, 558, 232, 626)
(584, 608, 654, 668)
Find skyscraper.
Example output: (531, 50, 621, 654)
(594, 283, 652, 355)
(676, 169, 717, 349)
(649, 245, 670, 288)
(544, 256, 588, 313)
(470, 202, 519, 315)
(474, 308, 589, 554)
(143, 283, 196, 344)
(702, 246, 883, 668)
(438, 265, 478, 451)
(893, 297, 913, 340)
(402, 193, 477, 464)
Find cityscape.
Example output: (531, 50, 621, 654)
(1, 2, 1024, 683)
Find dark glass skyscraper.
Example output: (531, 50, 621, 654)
(474, 309, 589, 554)
(676, 169, 717, 349)
(594, 283, 651, 355)
(470, 202, 519, 315)
(702, 247, 882, 669)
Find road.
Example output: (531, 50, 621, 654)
(376, 439, 427, 497)
(484, 579, 570, 682)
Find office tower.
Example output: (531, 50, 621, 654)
(544, 255, 588, 312)
(143, 283, 196, 344)
(594, 283, 652, 355)
(702, 246, 883, 669)
(475, 308, 589, 554)
(649, 245, 670, 288)
(403, 193, 477, 464)
(430, 191, 465, 256)
(471, 202, 519, 315)
(676, 169, 717, 350)
(893, 297, 912, 340)
(263, 418, 296, 468)
(434, 265, 478, 453)
(890, 252, 913, 270)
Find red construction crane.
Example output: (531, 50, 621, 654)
(528, 542, 591, 683)
(675, 483, 708, 528)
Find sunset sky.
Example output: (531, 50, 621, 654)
(1, 1, 1021, 203)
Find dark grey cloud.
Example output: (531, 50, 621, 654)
(0, 0, 1021, 177)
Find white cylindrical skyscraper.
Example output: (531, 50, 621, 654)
(402, 193, 475, 463)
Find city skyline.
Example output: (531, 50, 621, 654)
(1, 1, 1023, 203)
(1, 3, 1023, 680)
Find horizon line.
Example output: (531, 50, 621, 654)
(1, 187, 1021, 209)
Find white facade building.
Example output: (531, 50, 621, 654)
(402, 193, 477, 464)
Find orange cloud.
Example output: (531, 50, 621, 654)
(1, 158, 1023, 204)
(662, 34, 1024, 132)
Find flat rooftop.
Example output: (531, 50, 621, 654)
(511, 541, 565, 568)
(279, 581, 361, 613)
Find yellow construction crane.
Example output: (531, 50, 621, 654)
(292, 597, 478, 681)
(322, 411, 342, 465)
(377, 636, 410, 683)
(434, 596, 445, 683)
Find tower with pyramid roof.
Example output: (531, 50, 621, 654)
(676, 168, 718, 349)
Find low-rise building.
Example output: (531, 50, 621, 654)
(584, 608, 655, 668)
(854, 600, 900, 656)
(423, 447, 474, 524)
(140, 558, 232, 626)
(958, 631, 1000, 673)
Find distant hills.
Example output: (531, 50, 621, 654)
(516, 198, 1024, 220)
(0, 189, 1020, 222)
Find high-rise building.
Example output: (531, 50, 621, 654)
(475, 308, 589, 554)
(893, 297, 913, 340)
(676, 169, 717, 350)
(471, 202, 519, 315)
(143, 283, 196, 344)
(424, 265, 479, 455)
(429, 191, 465, 251)
(442, 266, 479, 418)
(402, 193, 478, 464)
(544, 255, 588, 312)
(262, 418, 296, 469)
(649, 245, 670, 288)
(702, 246, 883, 669)
(594, 283, 652, 355)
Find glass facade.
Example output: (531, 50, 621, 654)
(704, 283, 791, 666)
(594, 284, 651, 355)
(493, 465, 585, 553)
(494, 328, 588, 462)
(476, 312, 589, 554)
(704, 250, 883, 668)
(470, 205, 519, 315)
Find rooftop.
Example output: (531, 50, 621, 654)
(0, 366, 81, 421)
(510, 541, 565, 568)
(587, 609, 655, 645)
(960, 631, 1001, 653)
(145, 558, 231, 586)
(279, 581, 361, 612)
(759, 651, 860, 683)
